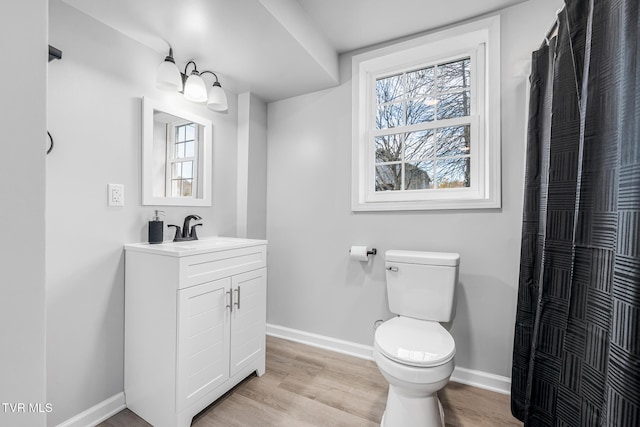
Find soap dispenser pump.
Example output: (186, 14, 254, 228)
(148, 210, 164, 244)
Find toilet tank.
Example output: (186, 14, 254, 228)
(385, 250, 460, 322)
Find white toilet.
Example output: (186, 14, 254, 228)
(374, 250, 460, 427)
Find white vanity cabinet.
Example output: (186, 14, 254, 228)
(124, 238, 267, 427)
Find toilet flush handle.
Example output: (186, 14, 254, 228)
(386, 266, 399, 272)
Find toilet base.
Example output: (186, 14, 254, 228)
(380, 386, 445, 427)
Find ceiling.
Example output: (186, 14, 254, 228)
(60, 0, 527, 102)
(297, 0, 526, 53)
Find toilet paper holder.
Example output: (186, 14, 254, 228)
(349, 247, 377, 256)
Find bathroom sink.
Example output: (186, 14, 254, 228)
(124, 236, 267, 257)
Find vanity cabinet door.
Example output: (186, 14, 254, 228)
(229, 268, 266, 377)
(176, 277, 231, 411)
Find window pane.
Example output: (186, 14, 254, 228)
(436, 125, 471, 156)
(436, 157, 470, 188)
(177, 125, 186, 142)
(407, 67, 434, 97)
(171, 180, 180, 197)
(376, 103, 403, 129)
(437, 90, 470, 120)
(375, 164, 401, 191)
(182, 179, 193, 197)
(376, 74, 403, 104)
(437, 58, 471, 92)
(182, 161, 193, 179)
(172, 162, 182, 179)
(405, 161, 434, 190)
(185, 123, 195, 141)
(185, 140, 195, 158)
(375, 135, 401, 163)
(406, 98, 435, 125)
(405, 130, 434, 160)
(175, 142, 186, 158)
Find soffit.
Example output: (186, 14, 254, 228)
(297, 0, 528, 53)
(59, 0, 527, 102)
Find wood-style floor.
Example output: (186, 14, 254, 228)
(100, 336, 522, 427)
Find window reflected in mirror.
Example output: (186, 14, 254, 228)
(142, 97, 212, 206)
(152, 112, 203, 198)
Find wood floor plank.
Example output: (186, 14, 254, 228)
(98, 408, 151, 427)
(439, 382, 522, 427)
(234, 373, 378, 427)
(193, 392, 317, 427)
(99, 335, 521, 427)
(277, 361, 387, 422)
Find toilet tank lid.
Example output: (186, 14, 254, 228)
(385, 250, 460, 266)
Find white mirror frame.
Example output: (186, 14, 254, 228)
(141, 97, 213, 206)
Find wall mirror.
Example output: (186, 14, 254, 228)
(142, 97, 212, 206)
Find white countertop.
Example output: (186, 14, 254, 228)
(124, 236, 267, 257)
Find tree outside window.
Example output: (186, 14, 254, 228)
(374, 58, 472, 192)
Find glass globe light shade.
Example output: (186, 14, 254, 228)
(207, 82, 228, 112)
(183, 72, 208, 103)
(156, 59, 182, 92)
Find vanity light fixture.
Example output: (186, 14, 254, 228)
(156, 48, 228, 112)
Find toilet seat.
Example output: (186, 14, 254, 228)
(375, 317, 455, 367)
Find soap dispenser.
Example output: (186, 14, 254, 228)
(148, 210, 164, 244)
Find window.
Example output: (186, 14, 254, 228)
(166, 121, 199, 198)
(352, 16, 501, 211)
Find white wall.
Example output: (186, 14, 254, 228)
(0, 1, 47, 426)
(266, 0, 563, 379)
(46, 1, 239, 424)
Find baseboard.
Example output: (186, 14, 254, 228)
(449, 366, 511, 395)
(266, 323, 512, 395)
(56, 392, 125, 427)
(267, 323, 375, 360)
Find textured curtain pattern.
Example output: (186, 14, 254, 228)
(512, 0, 640, 425)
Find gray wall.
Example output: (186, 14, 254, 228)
(0, 1, 47, 426)
(237, 92, 268, 240)
(46, 1, 239, 424)
(247, 94, 268, 240)
(265, 0, 563, 378)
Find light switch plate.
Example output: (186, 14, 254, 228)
(108, 184, 124, 207)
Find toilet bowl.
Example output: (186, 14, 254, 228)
(374, 316, 455, 427)
(375, 250, 460, 427)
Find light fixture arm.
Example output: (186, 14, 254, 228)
(184, 60, 199, 76)
(200, 70, 220, 84)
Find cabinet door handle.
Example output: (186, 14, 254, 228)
(234, 286, 241, 310)
(226, 290, 233, 312)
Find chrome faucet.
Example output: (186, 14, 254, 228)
(168, 215, 202, 242)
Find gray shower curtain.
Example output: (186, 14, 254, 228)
(512, 0, 639, 425)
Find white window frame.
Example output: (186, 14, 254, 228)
(352, 16, 501, 211)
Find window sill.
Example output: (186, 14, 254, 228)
(351, 195, 501, 212)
